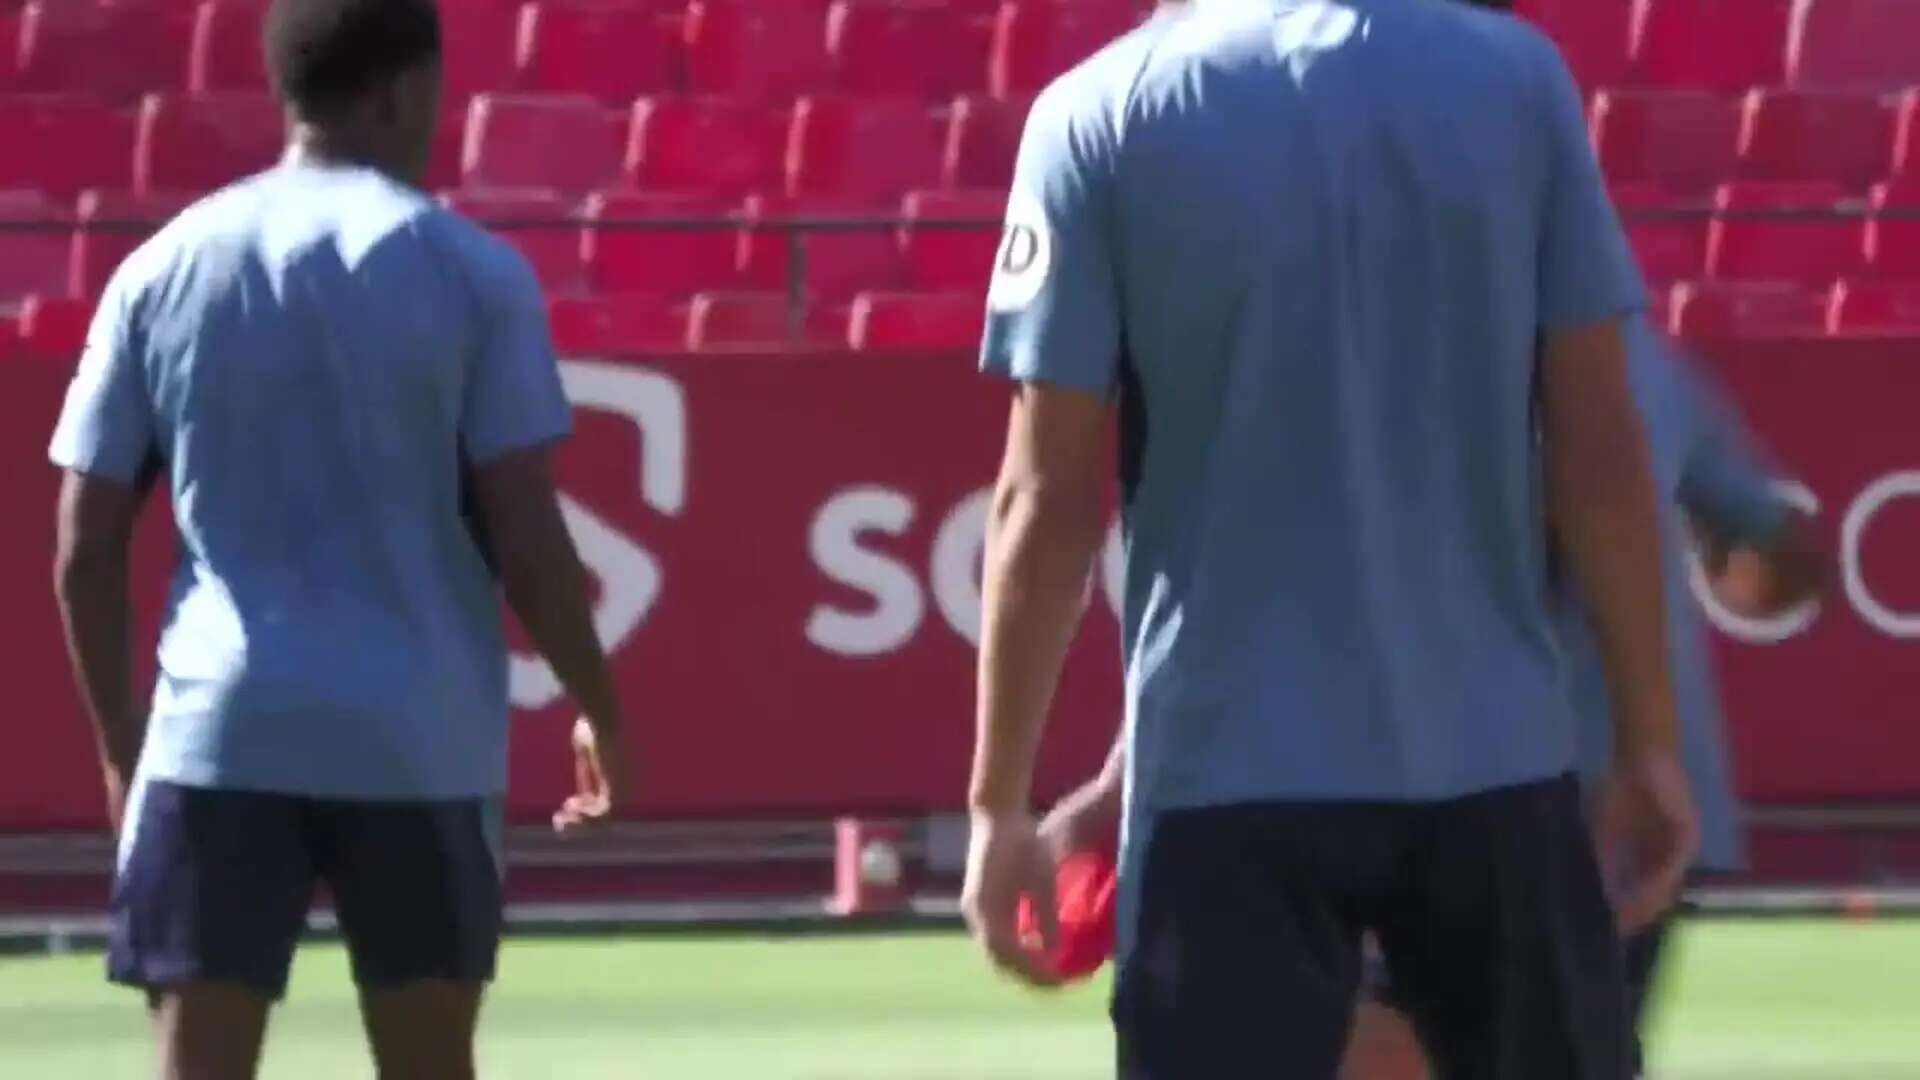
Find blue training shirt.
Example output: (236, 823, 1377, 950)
(1562, 319, 1789, 871)
(981, 0, 1645, 813)
(49, 162, 572, 800)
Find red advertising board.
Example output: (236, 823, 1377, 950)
(0, 340, 1914, 832)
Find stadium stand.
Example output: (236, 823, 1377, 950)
(188, 2, 270, 94)
(627, 96, 790, 196)
(848, 289, 984, 350)
(583, 190, 741, 295)
(1593, 89, 1745, 196)
(1631, 0, 1791, 92)
(1706, 180, 1866, 284)
(1829, 277, 1920, 332)
(548, 292, 688, 355)
(463, 93, 627, 193)
(516, 1, 683, 104)
(1738, 89, 1901, 190)
(0, 0, 1916, 358)
(1670, 280, 1832, 337)
(69, 188, 196, 299)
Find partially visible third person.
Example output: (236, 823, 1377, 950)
(960, 0, 1700, 1076)
(48, 1, 628, 1077)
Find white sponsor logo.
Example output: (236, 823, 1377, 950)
(804, 484, 1124, 656)
(508, 361, 687, 710)
(986, 190, 1052, 314)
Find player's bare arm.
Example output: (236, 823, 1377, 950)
(1541, 317, 1700, 932)
(468, 444, 631, 832)
(965, 381, 1110, 987)
(52, 469, 152, 831)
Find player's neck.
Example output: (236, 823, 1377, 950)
(283, 126, 407, 185)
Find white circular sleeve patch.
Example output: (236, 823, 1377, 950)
(987, 189, 1053, 313)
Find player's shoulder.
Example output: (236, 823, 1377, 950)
(419, 194, 544, 305)
(1025, 10, 1178, 148)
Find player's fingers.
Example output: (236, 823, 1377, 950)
(1618, 820, 1694, 932)
(1028, 860, 1062, 960)
(985, 924, 1063, 988)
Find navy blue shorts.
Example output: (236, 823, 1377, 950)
(1114, 775, 1630, 1080)
(109, 780, 505, 1000)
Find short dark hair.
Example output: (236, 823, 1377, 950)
(265, 0, 442, 114)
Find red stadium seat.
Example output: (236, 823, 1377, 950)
(739, 194, 904, 302)
(547, 294, 687, 357)
(1670, 281, 1831, 337)
(17, 2, 193, 101)
(440, 0, 520, 104)
(462, 94, 625, 195)
(1707, 181, 1866, 284)
(828, 1, 979, 98)
(786, 96, 947, 204)
(0, 190, 71, 304)
(944, 94, 1031, 190)
(0, 12, 19, 93)
(686, 291, 809, 351)
(685, 0, 831, 101)
(16, 292, 90, 361)
(1828, 278, 1920, 333)
(1867, 182, 1920, 279)
(441, 190, 585, 296)
(848, 290, 984, 351)
(989, 0, 1137, 97)
(1612, 183, 1708, 285)
(0, 96, 135, 198)
(133, 93, 281, 195)
(1738, 89, 1898, 191)
(1894, 92, 1919, 183)
(516, 2, 681, 106)
(70, 188, 195, 299)
(1788, 0, 1920, 90)
(424, 107, 466, 193)
(582, 191, 741, 296)
(1593, 91, 1743, 197)
(188, 2, 268, 94)
(1630, 0, 1790, 91)
(901, 188, 1004, 291)
(1513, 0, 1632, 90)
(627, 97, 788, 197)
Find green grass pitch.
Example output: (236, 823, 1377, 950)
(2, 919, 1916, 1078)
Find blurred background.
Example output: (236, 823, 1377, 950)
(0, 0, 1917, 1075)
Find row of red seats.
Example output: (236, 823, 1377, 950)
(1521, 0, 1920, 92)
(0, 91, 1029, 201)
(1619, 181, 1920, 286)
(0, 186, 1007, 304)
(1660, 278, 1920, 337)
(0, 0, 1132, 104)
(1596, 88, 1918, 195)
(0, 288, 988, 361)
(11, 273, 1913, 367)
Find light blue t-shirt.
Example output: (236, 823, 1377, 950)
(1562, 320, 1787, 871)
(982, 0, 1645, 813)
(48, 163, 572, 800)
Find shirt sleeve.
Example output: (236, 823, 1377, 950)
(460, 240, 574, 465)
(1676, 358, 1789, 546)
(1534, 36, 1646, 330)
(47, 271, 156, 483)
(979, 82, 1123, 395)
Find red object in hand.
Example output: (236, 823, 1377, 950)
(1018, 839, 1119, 982)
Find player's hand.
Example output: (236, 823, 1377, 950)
(553, 716, 630, 835)
(1037, 779, 1121, 862)
(961, 808, 1063, 988)
(1595, 745, 1700, 933)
